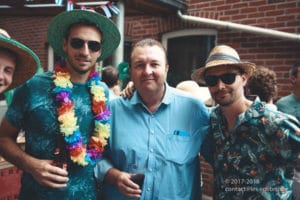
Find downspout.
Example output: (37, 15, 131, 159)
(112, 0, 125, 68)
(177, 10, 300, 42)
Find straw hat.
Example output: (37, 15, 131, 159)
(0, 34, 40, 91)
(47, 9, 120, 62)
(191, 45, 255, 83)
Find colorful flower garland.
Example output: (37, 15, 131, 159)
(53, 62, 110, 166)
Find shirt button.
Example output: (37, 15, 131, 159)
(150, 130, 154, 135)
(150, 148, 153, 152)
(149, 168, 153, 172)
(147, 187, 151, 191)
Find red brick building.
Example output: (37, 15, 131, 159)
(0, 0, 300, 199)
(1, 0, 300, 96)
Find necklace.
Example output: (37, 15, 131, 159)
(53, 62, 110, 166)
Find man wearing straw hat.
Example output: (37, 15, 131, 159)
(0, 10, 120, 199)
(192, 44, 300, 199)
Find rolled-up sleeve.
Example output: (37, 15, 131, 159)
(94, 158, 113, 182)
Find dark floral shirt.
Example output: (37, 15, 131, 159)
(210, 98, 300, 200)
(6, 72, 109, 200)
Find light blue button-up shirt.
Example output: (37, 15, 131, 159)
(95, 84, 210, 200)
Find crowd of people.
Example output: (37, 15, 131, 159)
(0, 8, 300, 200)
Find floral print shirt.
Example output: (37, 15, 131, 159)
(210, 98, 300, 200)
(6, 72, 108, 200)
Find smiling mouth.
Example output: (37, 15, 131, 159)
(215, 91, 228, 99)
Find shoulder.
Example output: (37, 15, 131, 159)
(253, 100, 298, 126)
(14, 71, 53, 94)
(276, 94, 293, 104)
(167, 87, 210, 118)
(276, 94, 296, 111)
(26, 71, 53, 87)
(108, 95, 127, 108)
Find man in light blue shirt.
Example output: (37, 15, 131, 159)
(95, 38, 210, 199)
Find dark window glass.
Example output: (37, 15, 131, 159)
(167, 35, 215, 86)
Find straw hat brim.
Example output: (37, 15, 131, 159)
(47, 10, 120, 62)
(191, 62, 256, 85)
(0, 37, 40, 92)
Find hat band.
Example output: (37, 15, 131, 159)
(205, 53, 240, 64)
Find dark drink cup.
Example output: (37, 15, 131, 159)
(130, 174, 145, 188)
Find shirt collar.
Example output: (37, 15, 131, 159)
(129, 82, 172, 106)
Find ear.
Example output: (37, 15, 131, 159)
(165, 64, 169, 73)
(241, 74, 249, 87)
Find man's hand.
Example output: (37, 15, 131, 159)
(105, 168, 142, 198)
(120, 81, 135, 99)
(27, 159, 69, 188)
(115, 172, 142, 198)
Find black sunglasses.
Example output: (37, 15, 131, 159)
(70, 38, 102, 52)
(204, 73, 240, 87)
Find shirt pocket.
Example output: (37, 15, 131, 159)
(164, 130, 200, 164)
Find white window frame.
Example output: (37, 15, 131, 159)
(162, 28, 217, 50)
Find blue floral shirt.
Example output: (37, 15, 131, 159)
(209, 98, 300, 200)
(6, 72, 108, 200)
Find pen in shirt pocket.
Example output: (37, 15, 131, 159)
(173, 130, 190, 137)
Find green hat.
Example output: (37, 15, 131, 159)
(47, 9, 121, 61)
(0, 35, 40, 91)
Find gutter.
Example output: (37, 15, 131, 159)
(177, 10, 300, 42)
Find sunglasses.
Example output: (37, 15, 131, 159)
(70, 38, 102, 52)
(204, 73, 240, 87)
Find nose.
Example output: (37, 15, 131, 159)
(79, 43, 90, 55)
(143, 64, 153, 75)
(215, 78, 226, 89)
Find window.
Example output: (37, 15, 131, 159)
(162, 29, 216, 86)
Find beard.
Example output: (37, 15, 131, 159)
(66, 56, 94, 75)
(212, 88, 234, 106)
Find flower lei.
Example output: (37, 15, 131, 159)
(53, 62, 110, 166)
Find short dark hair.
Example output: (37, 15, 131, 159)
(64, 22, 102, 41)
(131, 38, 168, 64)
(289, 63, 300, 77)
(101, 66, 119, 88)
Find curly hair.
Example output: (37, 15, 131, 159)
(246, 66, 277, 102)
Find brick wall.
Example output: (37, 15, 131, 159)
(124, 0, 300, 97)
(0, 165, 22, 200)
(185, 0, 300, 97)
(0, 16, 51, 71)
(1, 1, 299, 97)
